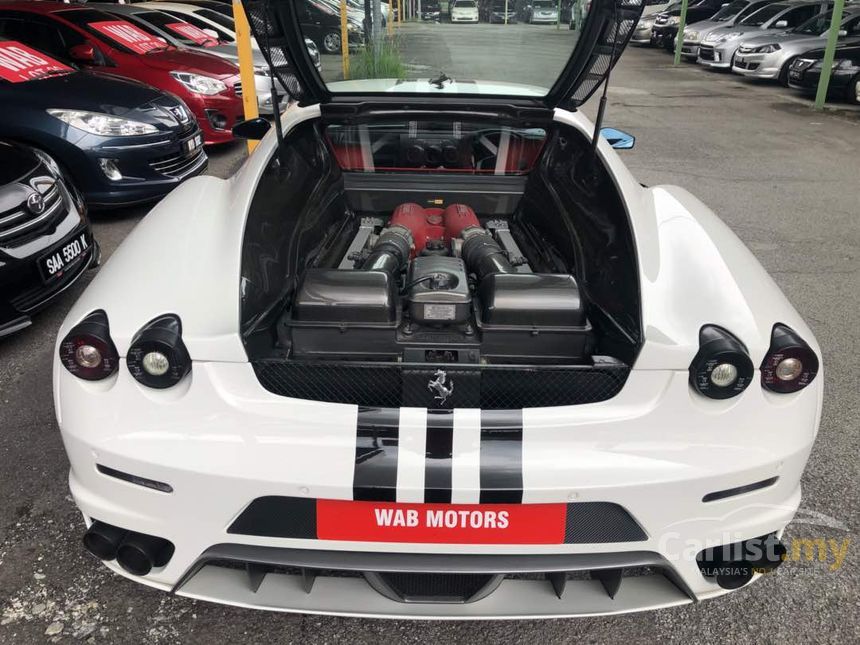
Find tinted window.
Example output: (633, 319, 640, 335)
(844, 15, 860, 36)
(793, 10, 834, 35)
(163, 9, 234, 41)
(777, 6, 819, 29)
(195, 8, 236, 30)
(740, 4, 787, 26)
(734, 0, 771, 23)
(711, 0, 747, 21)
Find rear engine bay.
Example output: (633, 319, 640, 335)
(240, 113, 642, 407)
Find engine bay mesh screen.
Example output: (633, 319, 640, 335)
(251, 360, 630, 409)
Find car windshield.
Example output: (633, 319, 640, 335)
(0, 40, 76, 83)
(711, 0, 747, 21)
(194, 8, 237, 30)
(57, 8, 174, 54)
(792, 11, 835, 35)
(133, 11, 220, 47)
(739, 4, 787, 27)
(299, 0, 583, 97)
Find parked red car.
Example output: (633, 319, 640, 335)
(0, 3, 243, 144)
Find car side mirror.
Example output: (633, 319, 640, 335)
(600, 127, 635, 150)
(233, 117, 271, 140)
(68, 43, 97, 64)
(773, 20, 788, 28)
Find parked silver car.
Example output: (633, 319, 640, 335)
(631, 0, 679, 44)
(698, 0, 833, 69)
(733, 8, 860, 82)
(679, 0, 773, 60)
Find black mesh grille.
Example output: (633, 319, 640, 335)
(252, 360, 630, 409)
(376, 573, 497, 602)
(242, 0, 303, 101)
(569, 0, 644, 107)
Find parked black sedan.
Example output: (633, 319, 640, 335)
(481, 0, 519, 23)
(651, 0, 724, 50)
(0, 36, 207, 207)
(788, 41, 860, 104)
(0, 140, 97, 337)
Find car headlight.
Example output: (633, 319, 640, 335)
(47, 109, 157, 137)
(717, 32, 743, 43)
(753, 43, 780, 53)
(170, 71, 227, 96)
(347, 21, 360, 32)
(685, 30, 699, 41)
(666, 16, 680, 26)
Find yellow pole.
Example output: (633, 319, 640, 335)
(341, 0, 350, 78)
(233, 0, 259, 153)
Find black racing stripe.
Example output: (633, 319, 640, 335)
(353, 407, 400, 502)
(479, 409, 523, 504)
(424, 411, 454, 503)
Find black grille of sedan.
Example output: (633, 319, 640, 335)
(0, 180, 65, 248)
(234, 81, 243, 96)
(149, 146, 207, 179)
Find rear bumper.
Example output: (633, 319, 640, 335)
(57, 361, 821, 616)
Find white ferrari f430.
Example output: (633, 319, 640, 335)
(54, 0, 822, 619)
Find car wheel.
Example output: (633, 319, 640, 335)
(322, 31, 341, 55)
(778, 57, 797, 87)
(847, 75, 860, 105)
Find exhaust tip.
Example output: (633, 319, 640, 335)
(82, 521, 127, 561)
(116, 532, 175, 576)
(715, 563, 754, 590)
(697, 533, 786, 589)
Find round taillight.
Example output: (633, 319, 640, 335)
(59, 310, 119, 380)
(689, 325, 754, 399)
(126, 314, 190, 389)
(760, 324, 819, 393)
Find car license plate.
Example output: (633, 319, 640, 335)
(316, 500, 568, 544)
(40, 232, 89, 282)
(184, 134, 202, 153)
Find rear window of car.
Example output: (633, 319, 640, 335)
(453, 1, 477, 7)
(740, 3, 787, 26)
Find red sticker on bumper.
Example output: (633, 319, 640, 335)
(316, 500, 567, 544)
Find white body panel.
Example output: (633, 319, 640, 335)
(54, 103, 822, 618)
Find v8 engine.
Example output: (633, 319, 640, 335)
(283, 203, 591, 365)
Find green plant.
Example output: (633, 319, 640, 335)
(351, 36, 407, 80)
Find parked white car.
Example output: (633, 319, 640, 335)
(450, 0, 479, 22)
(56, 0, 822, 620)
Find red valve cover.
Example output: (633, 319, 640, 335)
(389, 203, 480, 257)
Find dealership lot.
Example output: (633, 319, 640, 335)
(1, 33, 858, 644)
